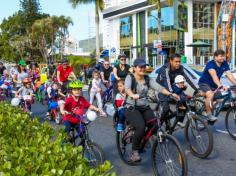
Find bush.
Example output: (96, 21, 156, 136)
(0, 103, 115, 176)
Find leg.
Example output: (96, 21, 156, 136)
(124, 107, 145, 151)
(159, 101, 171, 123)
(89, 91, 96, 105)
(64, 121, 72, 133)
(117, 107, 125, 131)
(96, 92, 106, 116)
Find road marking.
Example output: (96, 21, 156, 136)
(216, 129, 229, 134)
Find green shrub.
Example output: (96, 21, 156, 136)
(0, 103, 115, 176)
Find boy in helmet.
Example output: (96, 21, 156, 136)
(60, 80, 103, 139)
(16, 77, 34, 112)
(172, 75, 188, 127)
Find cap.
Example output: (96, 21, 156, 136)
(133, 58, 146, 67)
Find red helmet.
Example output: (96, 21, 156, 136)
(23, 77, 32, 83)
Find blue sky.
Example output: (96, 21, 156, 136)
(0, 0, 96, 40)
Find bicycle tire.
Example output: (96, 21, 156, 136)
(83, 141, 105, 168)
(152, 133, 188, 176)
(116, 130, 134, 165)
(225, 107, 236, 140)
(185, 115, 213, 158)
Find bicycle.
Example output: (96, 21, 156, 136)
(194, 85, 236, 140)
(157, 95, 213, 159)
(66, 111, 105, 168)
(48, 99, 63, 124)
(114, 104, 188, 175)
(102, 84, 113, 108)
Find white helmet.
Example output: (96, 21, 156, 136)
(175, 75, 186, 84)
(11, 98, 20, 106)
(86, 111, 97, 121)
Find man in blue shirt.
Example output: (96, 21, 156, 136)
(199, 49, 236, 122)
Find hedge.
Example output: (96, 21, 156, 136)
(0, 103, 115, 176)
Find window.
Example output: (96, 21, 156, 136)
(120, 16, 133, 47)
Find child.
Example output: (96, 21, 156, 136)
(90, 70, 106, 117)
(46, 82, 65, 117)
(16, 77, 34, 112)
(172, 75, 187, 127)
(115, 79, 126, 131)
(60, 80, 102, 139)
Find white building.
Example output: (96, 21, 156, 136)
(103, 0, 236, 67)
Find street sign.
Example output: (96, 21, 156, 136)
(110, 47, 116, 54)
(153, 40, 162, 52)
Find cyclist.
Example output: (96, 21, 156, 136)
(13, 60, 29, 90)
(156, 53, 200, 125)
(60, 80, 103, 139)
(47, 61, 57, 80)
(0, 62, 6, 76)
(198, 49, 236, 122)
(100, 61, 112, 88)
(113, 54, 130, 97)
(57, 58, 76, 94)
(124, 58, 178, 163)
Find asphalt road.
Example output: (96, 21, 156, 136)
(31, 90, 236, 176)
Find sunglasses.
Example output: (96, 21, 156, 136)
(62, 63, 68, 66)
(120, 59, 126, 61)
(104, 64, 109, 66)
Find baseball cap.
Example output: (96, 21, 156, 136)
(133, 58, 146, 67)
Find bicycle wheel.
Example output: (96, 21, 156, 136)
(116, 127, 134, 165)
(225, 107, 236, 140)
(83, 141, 105, 168)
(185, 114, 213, 158)
(152, 133, 188, 176)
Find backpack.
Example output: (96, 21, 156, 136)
(129, 74, 157, 103)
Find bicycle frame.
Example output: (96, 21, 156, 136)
(102, 85, 113, 103)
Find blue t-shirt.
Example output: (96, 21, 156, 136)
(199, 60, 230, 89)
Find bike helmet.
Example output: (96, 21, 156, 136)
(19, 60, 26, 67)
(68, 80, 84, 89)
(23, 77, 32, 83)
(174, 75, 186, 84)
(61, 58, 69, 64)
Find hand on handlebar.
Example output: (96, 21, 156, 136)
(132, 94, 140, 100)
(172, 93, 180, 101)
(61, 110, 69, 115)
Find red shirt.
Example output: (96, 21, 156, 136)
(57, 65, 73, 82)
(63, 95, 90, 124)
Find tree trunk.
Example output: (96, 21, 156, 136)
(157, 1, 162, 40)
(95, 6, 100, 62)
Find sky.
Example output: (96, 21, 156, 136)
(0, 0, 97, 40)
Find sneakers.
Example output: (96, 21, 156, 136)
(116, 123, 124, 132)
(177, 122, 185, 128)
(45, 112, 51, 120)
(208, 115, 218, 122)
(129, 151, 141, 163)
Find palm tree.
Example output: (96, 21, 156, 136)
(69, 0, 104, 61)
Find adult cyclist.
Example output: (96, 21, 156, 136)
(124, 58, 178, 163)
(156, 53, 200, 126)
(100, 61, 113, 88)
(57, 58, 77, 94)
(198, 49, 236, 122)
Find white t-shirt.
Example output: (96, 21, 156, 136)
(16, 71, 28, 88)
(91, 78, 102, 92)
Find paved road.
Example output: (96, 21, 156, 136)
(31, 90, 236, 176)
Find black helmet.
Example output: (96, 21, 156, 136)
(61, 58, 68, 64)
(118, 54, 126, 60)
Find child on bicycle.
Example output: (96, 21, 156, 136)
(16, 77, 34, 112)
(90, 70, 106, 117)
(60, 80, 102, 139)
(46, 82, 65, 118)
(115, 79, 126, 131)
(173, 75, 188, 127)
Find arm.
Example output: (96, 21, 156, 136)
(100, 72, 106, 82)
(113, 66, 120, 81)
(58, 89, 66, 98)
(158, 67, 173, 92)
(150, 78, 172, 96)
(225, 71, 236, 85)
(69, 71, 77, 80)
(208, 69, 222, 88)
(57, 70, 62, 84)
(125, 75, 139, 99)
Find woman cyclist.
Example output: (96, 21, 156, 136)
(13, 60, 29, 90)
(113, 54, 130, 97)
(124, 58, 179, 163)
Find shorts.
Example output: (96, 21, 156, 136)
(199, 83, 215, 92)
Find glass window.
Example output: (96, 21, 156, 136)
(193, 2, 215, 58)
(120, 16, 133, 47)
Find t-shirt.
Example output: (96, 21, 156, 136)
(100, 66, 112, 81)
(115, 93, 125, 107)
(57, 65, 73, 82)
(199, 60, 230, 89)
(91, 78, 102, 92)
(63, 95, 90, 124)
(15, 71, 28, 88)
(114, 64, 130, 79)
(18, 87, 33, 97)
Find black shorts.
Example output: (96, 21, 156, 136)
(199, 83, 215, 92)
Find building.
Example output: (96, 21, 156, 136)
(102, 0, 236, 67)
(64, 36, 90, 56)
